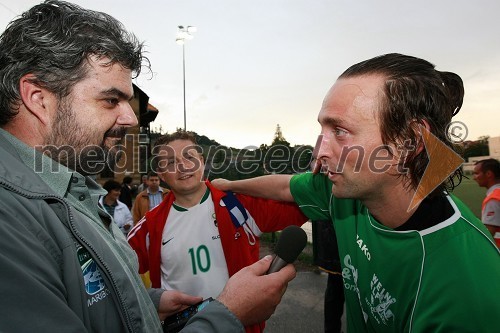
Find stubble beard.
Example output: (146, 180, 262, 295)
(42, 101, 127, 176)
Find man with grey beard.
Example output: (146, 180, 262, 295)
(0, 1, 295, 332)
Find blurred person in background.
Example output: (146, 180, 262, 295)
(100, 180, 134, 236)
(473, 158, 500, 237)
(137, 174, 148, 192)
(312, 220, 344, 333)
(132, 171, 168, 224)
(119, 175, 134, 209)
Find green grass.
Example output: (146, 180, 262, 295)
(259, 232, 277, 244)
(451, 177, 486, 218)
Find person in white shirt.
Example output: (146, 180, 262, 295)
(100, 180, 134, 236)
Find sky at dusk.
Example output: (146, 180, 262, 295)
(1, 0, 499, 149)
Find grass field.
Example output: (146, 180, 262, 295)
(450, 176, 486, 218)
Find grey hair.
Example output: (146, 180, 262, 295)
(0, 0, 149, 125)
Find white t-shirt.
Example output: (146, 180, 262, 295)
(160, 193, 229, 299)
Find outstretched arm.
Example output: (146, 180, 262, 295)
(211, 175, 294, 202)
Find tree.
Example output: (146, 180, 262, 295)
(464, 136, 489, 159)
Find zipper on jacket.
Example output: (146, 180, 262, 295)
(65, 206, 135, 333)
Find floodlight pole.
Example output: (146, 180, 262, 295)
(176, 25, 196, 131)
(182, 42, 186, 131)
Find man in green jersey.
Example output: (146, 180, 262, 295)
(213, 53, 500, 332)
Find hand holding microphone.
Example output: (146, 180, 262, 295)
(216, 225, 306, 326)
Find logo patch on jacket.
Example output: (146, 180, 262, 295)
(77, 245, 105, 296)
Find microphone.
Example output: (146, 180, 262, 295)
(267, 225, 308, 274)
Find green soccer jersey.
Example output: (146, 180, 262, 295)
(290, 172, 500, 333)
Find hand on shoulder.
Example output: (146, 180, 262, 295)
(210, 178, 231, 191)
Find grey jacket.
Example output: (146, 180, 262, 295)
(0, 135, 243, 333)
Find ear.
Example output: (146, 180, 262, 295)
(398, 120, 428, 165)
(413, 119, 431, 156)
(19, 74, 56, 126)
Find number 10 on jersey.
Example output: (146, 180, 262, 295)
(188, 245, 211, 274)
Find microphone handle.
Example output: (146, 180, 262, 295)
(266, 255, 288, 274)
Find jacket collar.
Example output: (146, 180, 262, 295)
(0, 130, 61, 197)
(0, 129, 106, 199)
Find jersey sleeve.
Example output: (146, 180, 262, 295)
(127, 217, 150, 274)
(290, 172, 332, 221)
(238, 194, 309, 233)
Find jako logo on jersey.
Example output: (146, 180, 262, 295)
(77, 245, 105, 296)
(356, 234, 371, 261)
